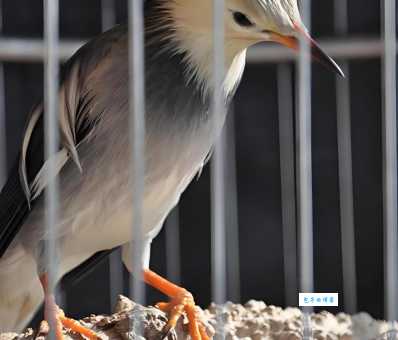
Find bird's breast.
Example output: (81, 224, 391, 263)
(60, 118, 213, 257)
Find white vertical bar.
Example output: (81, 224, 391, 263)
(297, 0, 313, 296)
(44, 0, 60, 338)
(334, 0, 348, 34)
(211, 0, 227, 308)
(128, 0, 145, 314)
(334, 0, 357, 315)
(101, 0, 116, 32)
(100, 0, 122, 311)
(296, 0, 313, 337)
(0, 0, 6, 189)
(224, 107, 241, 302)
(165, 206, 181, 285)
(382, 0, 398, 333)
(277, 63, 298, 307)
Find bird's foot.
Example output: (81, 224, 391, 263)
(156, 289, 210, 340)
(40, 273, 98, 340)
(42, 303, 98, 340)
(143, 269, 211, 340)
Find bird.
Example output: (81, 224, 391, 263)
(0, 0, 343, 339)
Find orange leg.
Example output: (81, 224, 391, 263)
(143, 269, 210, 340)
(39, 274, 98, 340)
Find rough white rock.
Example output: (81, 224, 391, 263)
(1, 297, 397, 340)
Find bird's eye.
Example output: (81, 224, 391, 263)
(232, 12, 254, 27)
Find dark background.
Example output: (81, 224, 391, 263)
(0, 0, 394, 324)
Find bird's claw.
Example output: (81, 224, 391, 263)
(160, 325, 173, 340)
(43, 302, 98, 340)
(59, 315, 98, 340)
(156, 290, 210, 340)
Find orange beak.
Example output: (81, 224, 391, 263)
(270, 23, 344, 77)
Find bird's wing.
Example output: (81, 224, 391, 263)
(0, 26, 125, 258)
(0, 104, 46, 257)
(0, 89, 82, 257)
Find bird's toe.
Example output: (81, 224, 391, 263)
(59, 314, 98, 340)
(43, 304, 98, 340)
(156, 291, 210, 340)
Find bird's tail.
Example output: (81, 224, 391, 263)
(0, 247, 43, 332)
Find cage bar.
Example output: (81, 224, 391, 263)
(0, 0, 6, 188)
(43, 0, 60, 338)
(211, 0, 227, 338)
(382, 0, 398, 330)
(277, 63, 298, 307)
(224, 107, 241, 303)
(296, 0, 314, 337)
(211, 0, 227, 305)
(165, 207, 181, 285)
(249, 38, 398, 63)
(108, 248, 124, 309)
(297, 0, 313, 298)
(0, 65, 4, 188)
(128, 0, 145, 313)
(0, 37, 396, 64)
(334, 0, 357, 314)
(101, 0, 116, 32)
(99, 0, 123, 311)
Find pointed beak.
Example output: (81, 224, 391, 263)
(270, 23, 345, 77)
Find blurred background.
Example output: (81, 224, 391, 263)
(0, 0, 395, 326)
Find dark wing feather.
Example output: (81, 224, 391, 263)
(0, 163, 28, 256)
(0, 113, 45, 257)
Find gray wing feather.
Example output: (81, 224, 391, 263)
(20, 25, 122, 203)
(20, 62, 83, 202)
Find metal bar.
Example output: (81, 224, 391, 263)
(297, 0, 313, 297)
(0, 65, 5, 189)
(211, 0, 227, 337)
(109, 248, 124, 308)
(334, 0, 349, 34)
(334, 0, 357, 315)
(165, 207, 181, 285)
(43, 0, 60, 339)
(211, 0, 227, 306)
(100, 0, 123, 312)
(0, 37, 396, 63)
(163, 58, 182, 286)
(128, 0, 145, 319)
(0, 0, 6, 188)
(0, 39, 82, 62)
(224, 107, 241, 303)
(128, 0, 145, 302)
(277, 63, 298, 307)
(249, 38, 397, 63)
(296, 0, 313, 337)
(382, 0, 398, 332)
(101, 0, 116, 31)
(336, 62, 357, 314)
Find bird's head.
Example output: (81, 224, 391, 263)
(160, 0, 343, 95)
(224, 0, 344, 76)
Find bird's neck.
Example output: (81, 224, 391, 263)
(145, 0, 247, 100)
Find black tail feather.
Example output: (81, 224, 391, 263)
(0, 161, 30, 257)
